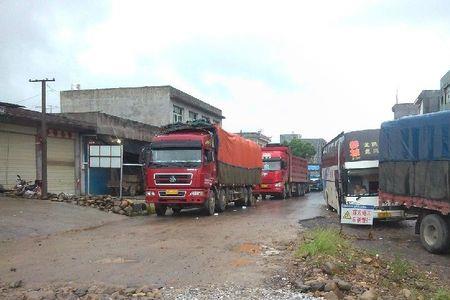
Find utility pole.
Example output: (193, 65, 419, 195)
(29, 78, 55, 199)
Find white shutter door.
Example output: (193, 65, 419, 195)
(0, 131, 37, 189)
(48, 137, 75, 194)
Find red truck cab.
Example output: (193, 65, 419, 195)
(253, 145, 308, 199)
(145, 131, 216, 215)
(254, 148, 289, 199)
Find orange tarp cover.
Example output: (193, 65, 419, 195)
(215, 125, 263, 169)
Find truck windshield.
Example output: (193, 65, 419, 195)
(263, 160, 281, 171)
(150, 148, 202, 167)
(346, 168, 379, 197)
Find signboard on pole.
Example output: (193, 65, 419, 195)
(341, 204, 374, 225)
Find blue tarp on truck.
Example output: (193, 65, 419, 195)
(379, 110, 450, 162)
(379, 110, 450, 203)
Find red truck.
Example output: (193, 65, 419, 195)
(253, 144, 308, 199)
(142, 122, 262, 216)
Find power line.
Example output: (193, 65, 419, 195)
(6, 93, 41, 104)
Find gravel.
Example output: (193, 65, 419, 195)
(160, 284, 319, 300)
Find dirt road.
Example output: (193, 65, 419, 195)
(1, 192, 448, 296)
(0, 193, 324, 290)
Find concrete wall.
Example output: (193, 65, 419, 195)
(416, 90, 441, 114)
(392, 103, 419, 120)
(61, 87, 172, 127)
(441, 70, 450, 111)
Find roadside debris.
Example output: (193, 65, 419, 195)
(48, 194, 149, 217)
(287, 227, 449, 300)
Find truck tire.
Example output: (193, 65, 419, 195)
(286, 184, 292, 198)
(246, 187, 256, 206)
(420, 214, 450, 253)
(155, 204, 167, 216)
(204, 191, 216, 216)
(172, 207, 182, 215)
(215, 188, 227, 212)
(298, 184, 305, 197)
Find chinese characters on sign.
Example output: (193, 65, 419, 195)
(341, 204, 374, 225)
(349, 140, 360, 160)
(348, 140, 379, 161)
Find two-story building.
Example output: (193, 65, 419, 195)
(60, 85, 224, 127)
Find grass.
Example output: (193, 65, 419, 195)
(146, 203, 155, 215)
(433, 289, 450, 300)
(296, 228, 349, 257)
(388, 256, 412, 281)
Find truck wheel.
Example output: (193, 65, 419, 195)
(155, 204, 167, 216)
(298, 184, 305, 197)
(215, 188, 227, 212)
(204, 191, 216, 216)
(420, 214, 450, 253)
(172, 207, 182, 215)
(246, 187, 256, 206)
(286, 184, 292, 198)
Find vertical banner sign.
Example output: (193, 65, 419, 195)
(341, 204, 374, 225)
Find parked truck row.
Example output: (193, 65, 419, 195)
(142, 122, 311, 216)
(142, 122, 263, 216)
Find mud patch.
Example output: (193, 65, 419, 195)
(234, 243, 262, 255)
(230, 258, 252, 267)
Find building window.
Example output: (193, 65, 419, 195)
(173, 105, 183, 123)
(189, 111, 198, 121)
(202, 115, 210, 123)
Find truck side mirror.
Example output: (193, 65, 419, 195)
(205, 150, 214, 162)
(139, 145, 152, 166)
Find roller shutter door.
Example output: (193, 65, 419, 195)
(0, 129, 37, 189)
(48, 137, 75, 194)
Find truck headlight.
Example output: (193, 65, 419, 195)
(275, 182, 283, 187)
(146, 191, 156, 196)
(190, 191, 204, 196)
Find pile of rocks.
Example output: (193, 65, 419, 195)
(290, 261, 377, 300)
(51, 193, 149, 217)
(2, 281, 163, 300)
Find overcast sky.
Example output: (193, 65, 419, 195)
(1, 0, 450, 142)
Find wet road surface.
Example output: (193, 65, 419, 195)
(0, 193, 326, 288)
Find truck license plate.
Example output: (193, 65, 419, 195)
(378, 211, 391, 218)
(261, 184, 268, 188)
(165, 189, 179, 195)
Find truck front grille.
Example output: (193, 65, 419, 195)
(154, 173, 193, 185)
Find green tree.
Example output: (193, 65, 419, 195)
(283, 138, 316, 159)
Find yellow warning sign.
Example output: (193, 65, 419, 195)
(343, 211, 351, 220)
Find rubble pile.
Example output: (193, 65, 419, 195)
(1, 281, 163, 300)
(50, 193, 149, 217)
(286, 230, 447, 300)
